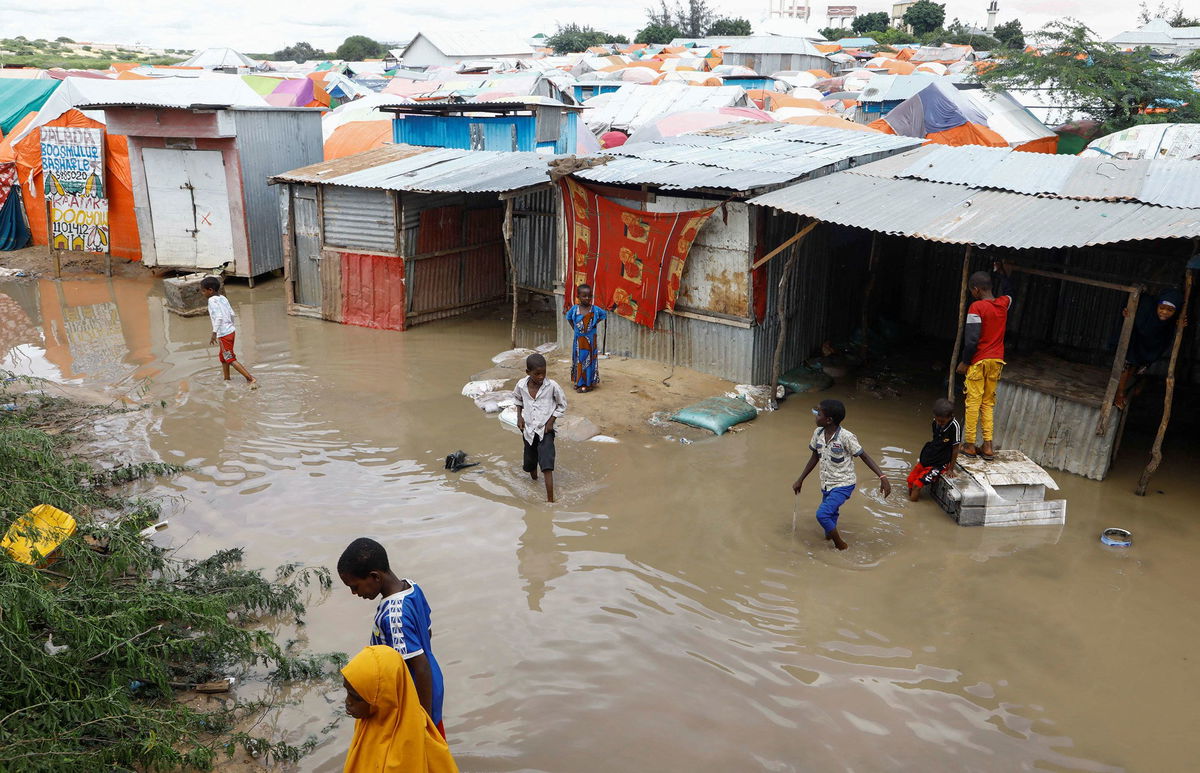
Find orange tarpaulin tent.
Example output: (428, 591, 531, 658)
(8, 110, 141, 260)
(324, 121, 392, 160)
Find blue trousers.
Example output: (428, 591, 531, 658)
(816, 484, 856, 533)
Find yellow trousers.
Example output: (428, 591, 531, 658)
(963, 359, 1004, 445)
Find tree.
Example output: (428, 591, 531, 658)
(272, 41, 327, 63)
(707, 17, 752, 36)
(904, 0, 946, 35)
(976, 20, 1200, 133)
(546, 23, 628, 54)
(335, 35, 384, 61)
(55, 36, 74, 43)
(1182, 49, 1200, 69)
(874, 27, 918, 45)
(642, 0, 714, 38)
(819, 27, 845, 40)
(1138, 2, 1200, 27)
(993, 19, 1025, 49)
(852, 12, 890, 35)
(636, 22, 683, 45)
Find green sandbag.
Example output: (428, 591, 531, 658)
(670, 396, 757, 436)
(780, 366, 833, 394)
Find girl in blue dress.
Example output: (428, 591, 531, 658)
(565, 284, 608, 392)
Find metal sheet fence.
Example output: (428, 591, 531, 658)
(558, 306, 756, 383)
(511, 187, 557, 292)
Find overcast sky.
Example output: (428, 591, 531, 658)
(0, 1, 1147, 53)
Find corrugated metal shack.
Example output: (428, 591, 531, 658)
(559, 122, 924, 383)
(720, 37, 833, 75)
(750, 143, 1200, 480)
(91, 103, 323, 281)
(269, 144, 559, 331)
(385, 99, 583, 154)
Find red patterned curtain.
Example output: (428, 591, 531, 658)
(560, 178, 716, 328)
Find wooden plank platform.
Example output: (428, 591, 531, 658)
(931, 450, 1067, 527)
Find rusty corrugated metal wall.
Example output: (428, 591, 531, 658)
(400, 192, 506, 327)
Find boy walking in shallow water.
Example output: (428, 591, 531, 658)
(514, 353, 567, 502)
(200, 276, 256, 387)
(793, 399, 891, 550)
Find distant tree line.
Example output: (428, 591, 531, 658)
(818, 0, 1026, 50)
(254, 36, 392, 63)
(634, 1, 752, 45)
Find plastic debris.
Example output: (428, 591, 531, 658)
(491, 348, 536, 365)
(43, 635, 69, 657)
(589, 435, 619, 443)
(462, 379, 508, 399)
(139, 521, 169, 538)
(535, 342, 559, 354)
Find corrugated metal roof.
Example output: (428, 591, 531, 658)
(748, 172, 1200, 249)
(573, 122, 923, 192)
(857, 74, 960, 104)
(270, 144, 554, 194)
(406, 30, 534, 57)
(583, 83, 750, 132)
(723, 36, 823, 56)
(865, 144, 1200, 208)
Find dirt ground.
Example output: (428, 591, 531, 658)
(0, 244, 154, 279)
(471, 345, 743, 442)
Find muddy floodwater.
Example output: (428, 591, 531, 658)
(3, 275, 1199, 772)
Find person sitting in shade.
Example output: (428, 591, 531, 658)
(565, 284, 607, 393)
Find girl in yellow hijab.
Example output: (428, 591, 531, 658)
(342, 645, 459, 773)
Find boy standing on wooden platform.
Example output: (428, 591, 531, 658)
(957, 262, 1011, 461)
(793, 399, 891, 550)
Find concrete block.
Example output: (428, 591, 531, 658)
(164, 273, 219, 317)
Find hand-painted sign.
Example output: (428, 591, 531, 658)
(41, 127, 105, 197)
(49, 194, 110, 253)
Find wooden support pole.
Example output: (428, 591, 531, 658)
(1096, 285, 1141, 436)
(1136, 268, 1193, 496)
(752, 220, 818, 270)
(502, 198, 517, 349)
(860, 233, 880, 357)
(947, 245, 973, 401)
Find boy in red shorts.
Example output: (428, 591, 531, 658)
(907, 398, 961, 502)
(200, 276, 257, 387)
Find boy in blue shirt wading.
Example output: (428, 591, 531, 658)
(338, 537, 446, 738)
(792, 399, 892, 550)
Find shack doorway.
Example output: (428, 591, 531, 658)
(291, 187, 321, 308)
(142, 148, 234, 269)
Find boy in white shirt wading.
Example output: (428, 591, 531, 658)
(792, 399, 891, 550)
(513, 353, 567, 503)
(200, 276, 257, 387)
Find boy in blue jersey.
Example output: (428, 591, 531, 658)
(338, 537, 446, 738)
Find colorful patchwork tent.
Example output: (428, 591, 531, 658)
(869, 81, 1054, 152)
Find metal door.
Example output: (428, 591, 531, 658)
(142, 148, 234, 269)
(292, 186, 321, 307)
